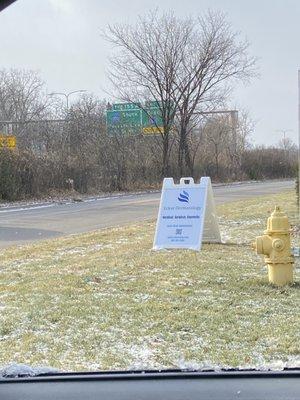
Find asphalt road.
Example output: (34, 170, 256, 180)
(0, 180, 294, 248)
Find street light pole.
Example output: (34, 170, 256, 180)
(47, 90, 86, 160)
(48, 90, 87, 110)
(298, 70, 300, 219)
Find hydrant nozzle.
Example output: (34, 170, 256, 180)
(253, 206, 294, 286)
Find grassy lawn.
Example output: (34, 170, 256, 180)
(0, 191, 299, 371)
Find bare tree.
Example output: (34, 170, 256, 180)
(224, 110, 252, 179)
(104, 10, 256, 177)
(174, 11, 256, 175)
(0, 68, 52, 148)
(0, 68, 48, 121)
(104, 11, 193, 175)
(203, 116, 230, 179)
(67, 94, 106, 149)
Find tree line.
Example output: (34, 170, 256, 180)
(0, 76, 297, 201)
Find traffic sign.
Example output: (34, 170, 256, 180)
(145, 100, 162, 108)
(112, 102, 141, 111)
(0, 134, 16, 148)
(106, 109, 141, 135)
(142, 126, 163, 134)
(106, 101, 165, 136)
(141, 106, 164, 134)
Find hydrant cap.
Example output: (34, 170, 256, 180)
(267, 206, 290, 232)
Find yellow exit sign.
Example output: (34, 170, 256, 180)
(0, 135, 17, 148)
(142, 126, 164, 135)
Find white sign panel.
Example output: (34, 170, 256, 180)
(153, 177, 221, 251)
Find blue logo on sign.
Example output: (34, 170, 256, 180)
(112, 112, 121, 124)
(178, 190, 189, 203)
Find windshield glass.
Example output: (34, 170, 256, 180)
(0, 0, 299, 376)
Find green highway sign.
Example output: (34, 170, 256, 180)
(145, 100, 161, 108)
(107, 102, 165, 136)
(141, 107, 163, 134)
(106, 109, 141, 135)
(112, 102, 141, 111)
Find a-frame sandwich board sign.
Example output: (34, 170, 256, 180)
(153, 177, 221, 251)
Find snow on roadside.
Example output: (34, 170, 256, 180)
(0, 363, 59, 378)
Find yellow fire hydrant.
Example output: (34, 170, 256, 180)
(253, 206, 294, 286)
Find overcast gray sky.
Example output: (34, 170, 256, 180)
(0, 0, 299, 145)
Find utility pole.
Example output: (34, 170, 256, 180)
(298, 70, 300, 219)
